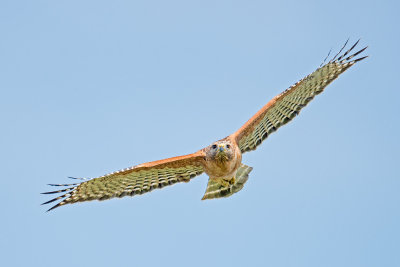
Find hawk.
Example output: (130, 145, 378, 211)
(42, 40, 367, 211)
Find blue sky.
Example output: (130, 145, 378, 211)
(1, 1, 399, 266)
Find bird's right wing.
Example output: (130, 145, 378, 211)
(231, 40, 367, 153)
(42, 151, 205, 211)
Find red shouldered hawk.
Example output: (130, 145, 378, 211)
(42, 39, 367, 211)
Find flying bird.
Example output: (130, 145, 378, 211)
(42, 40, 367, 211)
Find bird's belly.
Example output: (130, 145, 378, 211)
(204, 158, 241, 179)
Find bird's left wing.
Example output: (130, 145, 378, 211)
(231, 40, 368, 153)
(42, 151, 205, 211)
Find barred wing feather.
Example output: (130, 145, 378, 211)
(42, 152, 205, 211)
(232, 40, 367, 153)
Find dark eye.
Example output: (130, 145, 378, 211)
(212, 144, 217, 149)
(226, 144, 230, 148)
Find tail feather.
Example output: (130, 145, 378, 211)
(201, 164, 253, 200)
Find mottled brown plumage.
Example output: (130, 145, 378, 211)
(42, 40, 367, 211)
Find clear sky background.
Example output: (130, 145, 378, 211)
(1, 1, 399, 266)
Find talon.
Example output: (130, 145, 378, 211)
(217, 178, 235, 187)
(221, 180, 230, 187)
(215, 179, 230, 188)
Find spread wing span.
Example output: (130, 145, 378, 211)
(231, 40, 367, 153)
(42, 152, 205, 211)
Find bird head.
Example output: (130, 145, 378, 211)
(206, 140, 234, 163)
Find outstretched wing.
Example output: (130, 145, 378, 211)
(42, 151, 205, 211)
(231, 40, 368, 153)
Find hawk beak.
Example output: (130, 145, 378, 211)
(216, 144, 228, 162)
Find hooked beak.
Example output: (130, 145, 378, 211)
(215, 144, 229, 162)
(218, 144, 225, 152)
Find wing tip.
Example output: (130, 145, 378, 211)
(45, 202, 64, 212)
(42, 177, 79, 212)
(353, 55, 368, 63)
(334, 38, 368, 64)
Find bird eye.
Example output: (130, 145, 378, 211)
(212, 144, 217, 149)
(226, 144, 230, 148)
